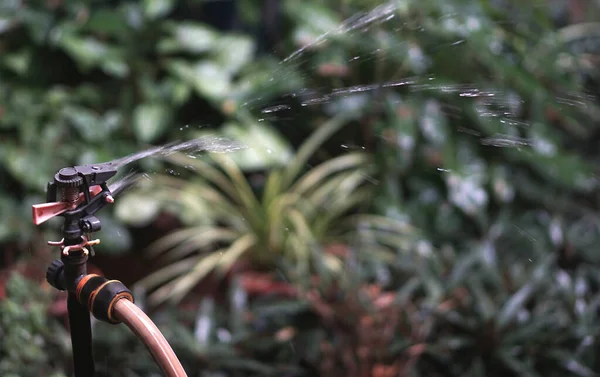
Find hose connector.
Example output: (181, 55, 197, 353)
(76, 274, 134, 324)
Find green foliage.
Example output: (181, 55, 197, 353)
(135, 0, 600, 376)
(250, 1, 600, 376)
(113, 0, 600, 376)
(3, 0, 600, 376)
(0, 273, 69, 377)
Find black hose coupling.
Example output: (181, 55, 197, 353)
(75, 274, 134, 324)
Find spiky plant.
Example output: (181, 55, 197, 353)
(123, 115, 419, 306)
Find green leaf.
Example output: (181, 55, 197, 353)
(281, 114, 351, 188)
(19, 8, 53, 44)
(497, 282, 535, 329)
(58, 35, 108, 65)
(62, 106, 106, 142)
(214, 121, 294, 171)
(3, 50, 31, 75)
(85, 9, 130, 36)
(114, 193, 161, 227)
(550, 350, 598, 377)
(468, 277, 496, 322)
(512, 148, 598, 192)
(56, 33, 129, 77)
(214, 35, 255, 74)
(2, 145, 54, 190)
(498, 350, 543, 377)
(283, 1, 341, 36)
(419, 99, 450, 146)
(0, 17, 12, 34)
(133, 103, 172, 143)
(159, 23, 217, 53)
(143, 0, 175, 19)
(166, 60, 231, 100)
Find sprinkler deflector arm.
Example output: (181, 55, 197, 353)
(35, 162, 188, 377)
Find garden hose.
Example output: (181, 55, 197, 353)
(74, 274, 188, 377)
(113, 299, 188, 377)
(46, 265, 188, 377)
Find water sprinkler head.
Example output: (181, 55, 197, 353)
(32, 162, 118, 226)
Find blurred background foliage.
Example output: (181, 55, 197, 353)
(2, 0, 600, 376)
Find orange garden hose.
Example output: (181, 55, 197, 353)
(113, 299, 188, 377)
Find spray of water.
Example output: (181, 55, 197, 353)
(108, 171, 149, 198)
(96, 135, 246, 198)
(110, 135, 246, 169)
(245, 0, 598, 149)
(103, 1, 597, 200)
(281, 3, 398, 64)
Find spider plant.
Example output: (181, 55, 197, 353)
(129, 115, 419, 307)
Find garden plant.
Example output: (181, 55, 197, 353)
(2, 0, 600, 377)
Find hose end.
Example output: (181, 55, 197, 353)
(76, 275, 134, 324)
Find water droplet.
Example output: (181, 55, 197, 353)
(481, 135, 530, 148)
(262, 104, 291, 113)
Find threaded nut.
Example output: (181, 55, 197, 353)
(55, 167, 83, 188)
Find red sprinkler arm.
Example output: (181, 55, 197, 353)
(32, 186, 104, 225)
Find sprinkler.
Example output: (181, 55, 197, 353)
(32, 161, 187, 377)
